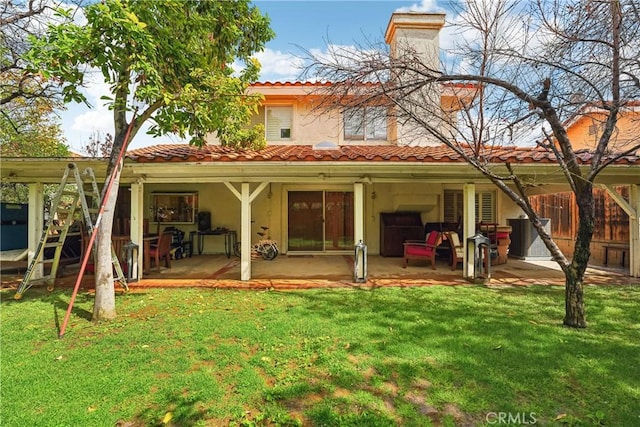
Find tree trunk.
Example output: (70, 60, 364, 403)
(564, 268, 586, 328)
(92, 166, 121, 321)
(92, 127, 129, 321)
(563, 185, 594, 328)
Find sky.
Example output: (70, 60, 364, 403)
(60, 0, 447, 154)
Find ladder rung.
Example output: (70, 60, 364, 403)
(61, 190, 78, 196)
(27, 275, 56, 283)
(43, 242, 63, 249)
(56, 208, 74, 214)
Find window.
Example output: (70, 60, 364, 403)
(151, 193, 198, 224)
(475, 192, 496, 223)
(266, 106, 292, 140)
(444, 190, 496, 223)
(344, 107, 387, 140)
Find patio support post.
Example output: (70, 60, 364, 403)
(354, 182, 365, 244)
(462, 183, 476, 280)
(224, 182, 269, 281)
(27, 183, 44, 280)
(241, 183, 251, 281)
(630, 184, 639, 278)
(130, 182, 144, 279)
(601, 184, 639, 278)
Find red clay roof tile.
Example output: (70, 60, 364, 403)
(125, 143, 640, 165)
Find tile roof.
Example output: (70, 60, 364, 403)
(251, 81, 478, 89)
(126, 144, 640, 165)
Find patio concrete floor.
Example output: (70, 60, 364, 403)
(2, 253, 637, 293)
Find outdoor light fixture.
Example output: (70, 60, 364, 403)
(354, 240, 368, 283)
(466, 233, 491, 283)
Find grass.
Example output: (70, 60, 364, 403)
(1, 284, 639, 426)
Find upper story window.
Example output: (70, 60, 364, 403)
(343, 107, 387, 141)
(266, 106, 292, 141)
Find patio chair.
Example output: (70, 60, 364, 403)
(403, 230, 441, 269)
(445, 231, 464, 270)
(149, 231, 173, 272)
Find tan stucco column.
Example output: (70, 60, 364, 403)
(130, 182, 144, 280)
(28, 183, 44, 280)
(354, 182, 365, 245)
(462, 183, 476, 280)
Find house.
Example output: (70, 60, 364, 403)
(564, 102, 640, 153)
(3, 12, 640, 282)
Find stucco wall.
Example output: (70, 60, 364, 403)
(566, 111, 639, 152)
(143, 181, 524, 256)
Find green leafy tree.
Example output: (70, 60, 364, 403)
(1, 1, 72, 203)
(0, 94, 68, 158)
(0, 79, 69, 205)
(1, 0, 77, 145)
(29, 0, 273, 320)
(1, 0, 80, 106)
(0, 93, 69, 204)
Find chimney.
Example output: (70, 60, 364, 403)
(385, 12, 445, 67)
(385, 13, 446, 146)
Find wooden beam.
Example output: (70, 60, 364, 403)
(600, 184, 637, 218)
(630, 185, 640, 278)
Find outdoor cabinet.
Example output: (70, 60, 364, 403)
(380, 212, 424, 257)
(0, 203, 28, 251)
(508, 218, 551, 259)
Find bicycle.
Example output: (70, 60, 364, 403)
(233, 225, 279, 261)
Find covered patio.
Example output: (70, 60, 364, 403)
(1, 252, 636, 295)
(2, 144, 639, 290)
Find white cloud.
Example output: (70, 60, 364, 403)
(71, 107, 112, 133)
(69, 69, 114, 143)
(254, 48, 306, 82)
(395, 0, 445, 13)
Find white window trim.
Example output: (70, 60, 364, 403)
(266, 105, 293, 141)
(343, 106, 387, 141)
(444, 189, 496, 223)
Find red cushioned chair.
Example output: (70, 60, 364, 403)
(403, 230, 441, 269)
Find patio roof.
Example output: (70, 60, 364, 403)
(125, 143, 640, 165)
(2, 144, 639, 185)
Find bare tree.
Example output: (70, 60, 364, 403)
(82, 131, 114, 157)
(304, 0, 640, 328)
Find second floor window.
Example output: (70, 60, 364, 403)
(266, 106, 292, 141)
(344, 107, 387, 141)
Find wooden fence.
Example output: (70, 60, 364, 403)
(529, 186, 630, 243)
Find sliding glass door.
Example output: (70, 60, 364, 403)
(287, 191, 354, 252)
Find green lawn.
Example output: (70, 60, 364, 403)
(1, 285, 639, 426)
